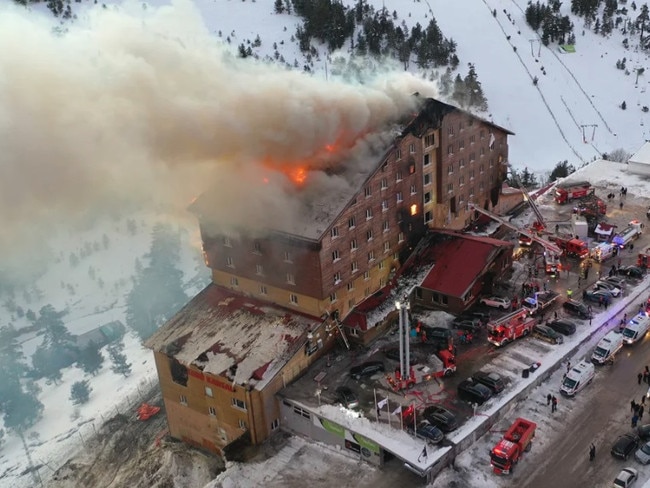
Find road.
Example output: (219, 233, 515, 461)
(512, 313, 650, 487)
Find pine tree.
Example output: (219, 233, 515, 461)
(109, 342, 132, 378)
(549, 160, 575, 181)
(274, 0, 284, 14)
(77, 342, 104, 376)
(70, 380, 92, 405)
(464, 64, 488, 111)
(452, 74, 468, 107)
(35, 305, 75, 350)
(0, 326, 27, 414)
(638, 4, 650, 45)
(2, 389, 44, 432)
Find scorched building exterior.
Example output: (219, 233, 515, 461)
(146, 97, 513, 454)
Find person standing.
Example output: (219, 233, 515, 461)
(640, 372, 644, 385)
(547, 393, 552, 406)
(633, 414, 639, 428)
(551, 396, 558, 413)
(632, 400, 637, 412)
(589, 443, 596, 461)
(645, 369, 650, 385)
(640, 405, 645, 419)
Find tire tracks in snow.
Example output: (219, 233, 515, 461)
(481, 0, 585, 163)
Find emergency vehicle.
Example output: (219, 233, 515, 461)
(487, 309, 536, 347)
(613, 220, 643, 249)
(387, 349, 456, 391)
(591, 242, 617, 263)
(548, 235, 589, 259)
(554, 181, 595, 204)
(490, 418, 537, 474)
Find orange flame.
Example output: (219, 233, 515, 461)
(290, 167, 308, 185)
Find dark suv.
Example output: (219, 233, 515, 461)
(533, 324, 564, 344)
(563, 299, 592, 319)
(457, 379, 493, 405)
(422, 326, 452, 344)
(611, 434, 640, 460)
(472, 370, 506, 393)
(349, 361, 385, 380)
(421, 405, 459, 432)
(546, 319, 577, 336)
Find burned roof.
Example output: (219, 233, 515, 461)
(418, 231, 513, 297)
(145, 284, 319, 390)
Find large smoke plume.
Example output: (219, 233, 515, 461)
(0, 0, 438, 279)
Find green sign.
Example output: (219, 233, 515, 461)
(353, 433, 380, 454)
(320, 418, 345, 438)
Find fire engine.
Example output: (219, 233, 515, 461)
(613, 220, 643, 249)
(554, 181, 595, 204)
(638, 245, 650, 268)
(490, 418, 537, 474)
(487, 309, 536, 347)
(548, 235, 589, 259)
(387, 349, 456, 391)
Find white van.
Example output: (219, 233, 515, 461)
(591, 331, 624, 365)
(560, 360, 595, 397)
(590, 242, 616, 263)
(622, 313, 650, 345)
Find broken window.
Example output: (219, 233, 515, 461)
(170, 358, 188, 386)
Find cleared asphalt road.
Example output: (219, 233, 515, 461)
(512, 321, 650, 488)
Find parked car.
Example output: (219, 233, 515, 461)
(533, 324, 564, 344)
(459, 311, 491, 324)
(583, 289, 613, 305)
(635, 441, 650, 464)
(421, 405, 459, 433)
(618, 266, 645, 279)
(611, 434, 640, 460)
(384, 348, 418, 365)
(479, 296, 511, 310)
(613, 467, 638, 487)
(546, 319, 577, 336)
(638, 424, 650, 441)
(457, 379, 493, 405)
(471, 370, 505, 394)
(349, 361, 385, 380)
(594, 280, 622, 297)
(563, 299, 592, 319)
(408, 420, 444, 444)
(452, 318, 482, 333)
(603, 276, 627, 289)
(335, 386, 359, 409)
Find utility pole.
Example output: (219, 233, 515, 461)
(580, 124, 598, 143)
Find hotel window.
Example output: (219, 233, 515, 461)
(459, 121, 464, 131)
(448, 126, 454, 136)
(348, 216, 356, 229)
(208, 406, 216, 417)
(409, 143, 415, 154)
(259, 285, 268, 295)
(398, 232, 405, 243)
(350, 239, 358, 251)
(223, 236, 232, 247)
(180, 395, 188, 406)
(447, 183, 453, 193)
(330, 292, 337, 302)
(271, 419, 280, 431)
(459, 139, 465, 150)
(226, 257, 234, 268)
(380, 278, 386, 287)
(459, 194, 465, 206)
(469, 187, 475, 199)
(459, 176, 465, 186)
(383, 220, 389, 232)
(348, 299, 356, 309)
(470, 152, 476, 162)
(252, 241, 261, 254)
(347, 282, 355, 291)
(284, 251, 292, 263)
(489, 158, 494, 168)
(480, 130, 485, 139)
(480, 164, 485, 174)
(366, 208, 373, 220)
(351, 261, 358, 273)
(364, 271, 370, 280)
(368, 251, 375, 262)
(424, 134, 435, 147)
(286, 273, 295, 285)
(480, 182, 485, 191)
(334, 272, 342, 284)
(383, 242, 390, 253)
(396, 170, 403, 182)
(364, 186, 372, 198)
(381, 200, 389, 212)
(256, 264, 264, 275)
(424, 192, 431, 204)
(423, 153, 430, 166)
(447, 163, 454, 174)
(381, 178, 388, 190)
(470, 135, 475, 144)
(469, 170, 475, 180)
(332, 250, 340, 262)
(366, 229, 373, 241)
(396, 149, 402, 160)
(230, 277, 239, 287)
(447, 145, 454, 155)
(238, 419, 247, 430)
(425, 211, 433, 223)
(205, 386, 213, 397)
(459, 158, 465, 168)
(396, 192, 403, 203)
(480, 147, 485, 156)
(379, 260, 385, 270)
(410, 184, 417, 195)
(290, 293, 298, 304)
(331, 226, 339, 238)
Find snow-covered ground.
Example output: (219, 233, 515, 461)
(2, 0, 650, 486)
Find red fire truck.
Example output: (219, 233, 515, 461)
(548, 235, 589, 259)
(387, 349, 456, 391)
(638, 246, 650, 268)
(555, 181, 595, 204)
(490, 418, 537, 474)
(487, 309, 536, 347)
